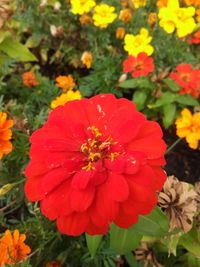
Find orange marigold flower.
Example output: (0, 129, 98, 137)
(120, 0, 130, 7)
(22, 71, 39, 88)
(184, 0, 200, 6)
(119, 8, 132, 23)
(175, 108, 200, 149)
(51, 90, 82, 109)
(156, 0, 168, 7)
(81, 51, 93, 69)
(55, 75, 75, 92)
(0, 112, 13, 160)
(116, 27, 126, 39)
(188, 30, 200, 44)
(196, 9, 200, 22)
(79, 14, 93, 25)
(0, 229, 31, 266)
(46, 260, 61, 267)
(148, 12, 157, 27)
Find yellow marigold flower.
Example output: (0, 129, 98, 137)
(0, 229, 31, 266)
(131, 0, 147, 8)
(51, 90, 82, 109)
(55, 75, 75, 92)
(93, 4, 117, 28)
(116, 27, 126, 39)
(148, 12, 157, 26)
(175, 108, 200, 149)
(157, 0, 168, 8)
(158, 0, 196, 38)
(0, 112, 13, 160)
(124, 28, 154, 56)
(70, 0, 96, 15)
(79, 14, 93, 25)
(119, 8, 132, 23)
(81, 51, 93, 69)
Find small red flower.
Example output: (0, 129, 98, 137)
(123, 53, 155, 78)
(24, 94, 166, 236)
(188, 30, 200, 44)
(170, 64, 200, 98)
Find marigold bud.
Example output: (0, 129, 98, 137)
(119, 8, 132, 23)
(116, 27, 126, 39)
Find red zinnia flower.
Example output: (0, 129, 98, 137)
(123, 53, 155, 78)
(170, 64, 200, 98)
(24, 94, 166, 236)
(188, 30, 200, 44)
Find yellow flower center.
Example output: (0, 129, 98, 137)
(81, 126, 118, 171)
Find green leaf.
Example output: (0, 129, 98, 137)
(163, 78, 181, 92)
(132, 91, 147, 111)
(131, 206, 169, 237)
(175, 94, 199, 106)
(0, 36, 37, 61)
(125, 253, 142, 267)
(110, 224, 142, 254)
(119, 77, 154, 90)
(179, 228, 200, 257)
(162, 103, 176, 128)
(85, 234, 103, 258)
(149, 92, 176, 108)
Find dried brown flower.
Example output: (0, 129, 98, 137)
(135, 243, 163, 267)
(0, 0, 12, 29)
(158, 176, 197, 233)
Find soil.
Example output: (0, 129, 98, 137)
(164, 127, 200, 184)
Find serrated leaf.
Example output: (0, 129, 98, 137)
(132, 91, 147, 111)
(85, 234, 103, 258)
(119, 77, 154, 90)
(175, 94, 199, 106)
(179, 228, 200, 257)
(163, 78, 181, 92)
(0, 37, 37, 61)
(162, 103, 176, 128)
(131, 206, 168, 237)
(110, 224, 142, 254)
(150, 92, 176, 108)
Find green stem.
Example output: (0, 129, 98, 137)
(165, 138, 182, 155)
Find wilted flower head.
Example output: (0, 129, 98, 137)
(25, 94, 166, 236)
(0, 0, 12, 29)
(81, 51, 93, 69)
(55, 75, 75, 92)
(70, 0, 96, 15)
(0, 112, 13, 159)
(50, 25, 64, 38)
(135, 242, 164, 267)
(158, 175, 197, 232)
(124, 28, 154, 56)
(0, 229, 31, 266)
(50, 90, 82, 109)
(93, 4, 117, 28)
(22, 71, 39, 88)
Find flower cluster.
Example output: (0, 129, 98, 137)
(25, 94, 166, 236)
(0, 229, 31, 266)
(170, 64, 200, 98)
(123, 53, 155, 78)
(175, 108, 200, 149)
(124, 28, 154, 56)
(0, 112, 13, 159)
(158, 0, 196, 38)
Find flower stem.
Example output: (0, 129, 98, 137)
(165, 138, 182, 155)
